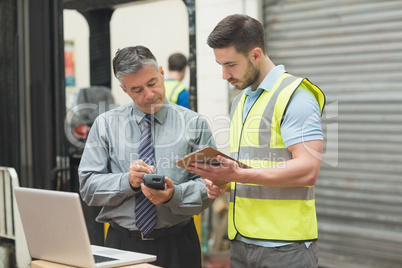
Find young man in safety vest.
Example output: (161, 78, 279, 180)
(164, 53, 189, 108)
(187, 14, 326, 268)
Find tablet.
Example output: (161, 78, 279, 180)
(175, 146, 251, 170)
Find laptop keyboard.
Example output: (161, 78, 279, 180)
(93, 254, 118, 263)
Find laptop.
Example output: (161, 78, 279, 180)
(14, 187, 157, 268)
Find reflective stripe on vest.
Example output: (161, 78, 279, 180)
(164, 80, 186, 104)
(228, 73, 325, 242)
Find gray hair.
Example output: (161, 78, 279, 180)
(112, 46, 159, 87)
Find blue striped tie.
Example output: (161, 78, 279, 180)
(135, 115, 157, 235)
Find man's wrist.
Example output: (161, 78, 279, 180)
(130, 184, 141, 192)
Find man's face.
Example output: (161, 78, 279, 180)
(213, 46, 259, 90)
(120, 65, 166, 114)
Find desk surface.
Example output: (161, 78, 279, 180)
(31, 260, 160, 268)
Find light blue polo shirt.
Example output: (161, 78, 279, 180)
(238, 65, 322, 248)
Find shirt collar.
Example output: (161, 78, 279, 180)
(245, 65, 286, 96)
(132, 99, 169, 125)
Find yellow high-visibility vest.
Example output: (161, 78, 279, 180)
(164, 80, 186, 104)
(228, 73, 325, 241)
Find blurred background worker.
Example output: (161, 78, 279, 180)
(164, 53, 189, 108)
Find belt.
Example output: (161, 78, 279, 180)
(109, 218, 192, 241)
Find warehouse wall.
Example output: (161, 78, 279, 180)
(262, 0, 402, 267)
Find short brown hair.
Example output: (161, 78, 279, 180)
(168, 53, 187, 72)
(207, 14, 266, 56)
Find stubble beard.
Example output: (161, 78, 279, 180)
(233, 61, 260, 90)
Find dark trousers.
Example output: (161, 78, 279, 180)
(105, 219, 201, 268)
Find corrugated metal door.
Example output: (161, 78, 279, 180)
(262, 1, 402, 267)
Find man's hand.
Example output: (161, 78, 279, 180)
(203, 179, 227, 199)
(129, 160, 155, 189)
(187, 155, 240, 183)
(141, 177, 175, 205)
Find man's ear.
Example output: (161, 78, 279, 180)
(159, 66, 165, 77)
(250, 47, 263, 63)
(119, 84, 127, 94)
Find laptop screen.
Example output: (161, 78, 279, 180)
(14, 187, 156, 268)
